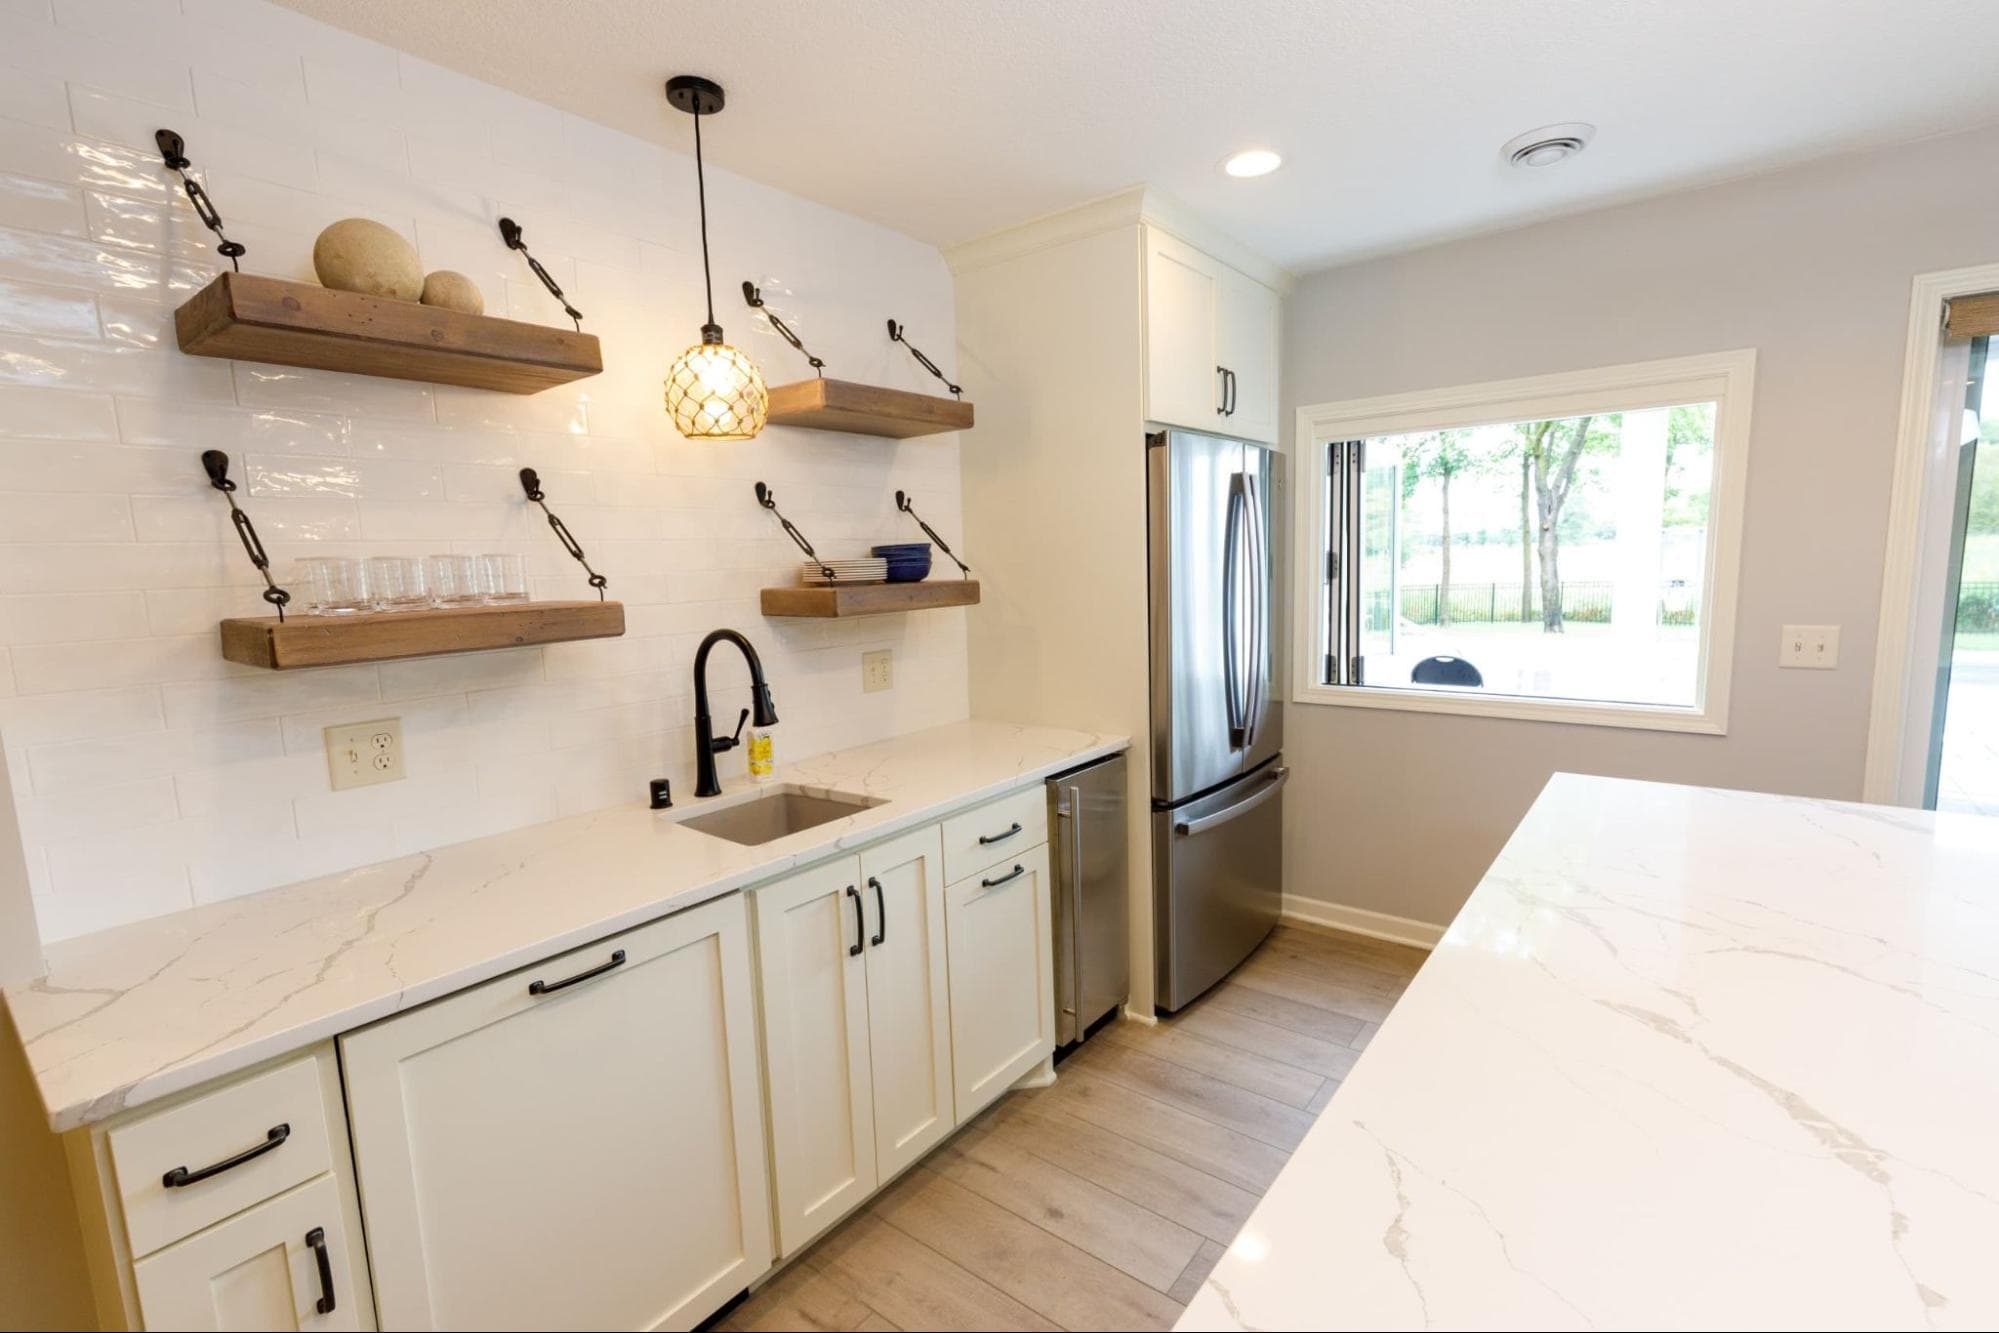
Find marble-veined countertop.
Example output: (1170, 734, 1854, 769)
(6, 720, 1126, 1133)
(1180, 773, 1999, 1331)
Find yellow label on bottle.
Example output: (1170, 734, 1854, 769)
(747, 732, 775, 779)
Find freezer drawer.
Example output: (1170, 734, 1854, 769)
(1048, 754, 1130, 1046)
(1153, 760, 1286, 1011)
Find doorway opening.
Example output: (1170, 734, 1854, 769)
(1928, 333, 1999, 814)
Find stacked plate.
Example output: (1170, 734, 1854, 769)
(871, 542, 933, 583)
(801, 558, 888, 586)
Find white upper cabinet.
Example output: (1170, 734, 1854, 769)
(1144, 225, 1281, 444)
(1144, 228, 1223, 432)
(1216, 264, 1281, 443)
(340, 896, 772, 1333)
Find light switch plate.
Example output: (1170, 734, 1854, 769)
(1779, 625, 1840, 670)
(325, 718, 404, 790)
(862, 649, 893, 694)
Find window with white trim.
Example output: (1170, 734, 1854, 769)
(1294, 351, 1753, 733)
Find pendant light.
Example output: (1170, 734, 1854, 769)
(663, 75, 768, 441)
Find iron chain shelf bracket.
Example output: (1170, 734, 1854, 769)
(498, 218, 583, 330)
(886, 319, 961, 398)
(743, 282, 825, 375)
(895, 490, 971, 578)
(755, 482, 835, 580)
(519, 468, 608, 598)
(202, 451, 290, 620)
(156, 129, 245, 273)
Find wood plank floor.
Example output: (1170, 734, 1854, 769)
(715, 924, 1427, 1332)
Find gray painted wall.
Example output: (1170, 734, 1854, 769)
(1281, 122, 1999, 928)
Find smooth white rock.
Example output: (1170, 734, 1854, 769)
(1180, 773, 1999, 1332)
(5, 721, 1126, 1132)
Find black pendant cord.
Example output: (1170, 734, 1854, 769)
(498, 218, 583, 330)
(156, 130, 244, 273)
(202, 452, 290, 619)
(755, 483, 834, 580)
(519, 469, 608, 598)
(743, 282, 825, 375)
(895, 490, 971, 578)
(886, 320, 962, 398)
(693, 104, 717, 332)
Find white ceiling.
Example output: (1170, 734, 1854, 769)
(275, 0, 1999, 273)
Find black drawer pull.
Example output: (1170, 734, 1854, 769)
(528, 948, 626, 996)
(845, 885, 864, 956)
(162, 1123, 289, 1188)
(977, 821, 1023, 846)
(306, 1225, 336, 1314)
(869, 876, 886, 946)
(981, 864, 1027, 889)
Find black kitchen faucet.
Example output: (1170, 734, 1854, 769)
(692, 629, 779, 798)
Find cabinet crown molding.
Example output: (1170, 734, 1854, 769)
(945, 185, 1293, 293)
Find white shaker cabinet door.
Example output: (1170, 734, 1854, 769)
(752, 854, 878, 1257)
(945, 841, 1056, 1121)
(858, 826, 954, 1179)
(340, 895, 772, 1332)
(131, 1175, 362, 1332)
(1215, 264, 1281, 444)
(1144, 227, 1224, 432)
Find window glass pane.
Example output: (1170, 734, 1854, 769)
(1344, 402, 1717, 708)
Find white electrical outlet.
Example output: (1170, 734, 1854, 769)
(1779, 625, 1840, 670)
(325, 718, 405, 790)
(862, 649, 893, 694)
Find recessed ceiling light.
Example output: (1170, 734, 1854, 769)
(1222, 148, 1282, 179)
(1501, 123, 1595, 168)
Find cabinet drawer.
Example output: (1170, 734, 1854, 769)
(940, 786, 1048, 885)
(109, 1055, 332, 1259)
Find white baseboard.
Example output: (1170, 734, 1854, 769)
(1280, 896, 1445, 950)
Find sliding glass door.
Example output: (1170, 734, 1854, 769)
(1928, 334, 1999, 814)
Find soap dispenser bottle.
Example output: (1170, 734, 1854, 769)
(746, 722, 775, 784)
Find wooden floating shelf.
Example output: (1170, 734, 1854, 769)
(175, 272, 603, 395)
(220, 600, 625, 670)
(760, 580, 981, 619)
(765, 377, 974, 439)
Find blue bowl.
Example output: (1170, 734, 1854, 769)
(872, 542, 932, 558)
(883, 554, 932, 583)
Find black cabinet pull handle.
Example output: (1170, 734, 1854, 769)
(162, 1123, 289, 1188)
(1228, 368, 1239, 416)
(306, 1225, 336, 1315)
(1216, 365, 1228, 415)
(528, 948, 626, 996)
(981, 863, 1027, 889)
(845, 885, 864, 956)
(977, 821, 1023, 846)
(869, 876, 886, 946)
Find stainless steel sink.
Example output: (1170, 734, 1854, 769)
(677, 786, 883, 846)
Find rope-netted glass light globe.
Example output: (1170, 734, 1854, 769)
(666, 326, 767, 440)
(662, 74, 767, 441)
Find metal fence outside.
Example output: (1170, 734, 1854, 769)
(1366, 581, 1699, 630)
(1959, 580, 1999, 634)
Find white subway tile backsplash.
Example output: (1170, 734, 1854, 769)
(0, 0, 968, 947)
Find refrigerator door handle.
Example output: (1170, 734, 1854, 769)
(1242, 472, 1267, 750)
(1222, 477, 1247, 747)
(1174, 766, 1289, 837)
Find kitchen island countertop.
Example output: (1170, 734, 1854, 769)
(1181, 773, 1999, 1331)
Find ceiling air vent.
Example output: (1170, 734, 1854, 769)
(1502, 123, 1595, 168)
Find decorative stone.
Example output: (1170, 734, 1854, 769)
(312, 218, 422, 301)
(419, 270, 484, 316)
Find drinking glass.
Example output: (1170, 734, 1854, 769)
(367, 556, 429, 611)
(478, 553, 529, 604)
(426, 553, 483, 607)
(291, 557, 371, 615)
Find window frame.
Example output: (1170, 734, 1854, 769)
(1290, 349, 1756, 734)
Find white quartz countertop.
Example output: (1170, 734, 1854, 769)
(1180, 773, 1999, 1332)
(6, 720, 1125, 1133)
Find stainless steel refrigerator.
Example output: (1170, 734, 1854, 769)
(1147, 428, 1286, 1012)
